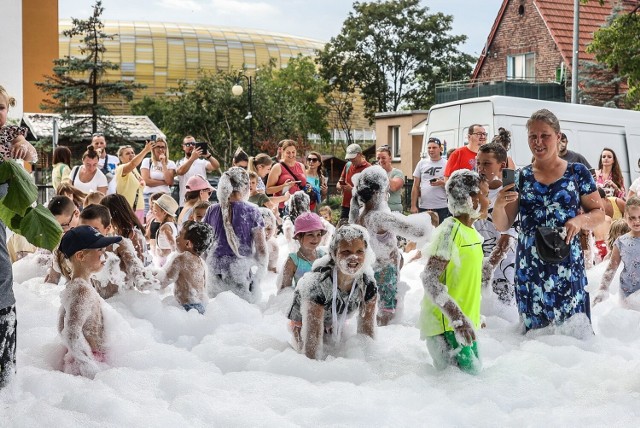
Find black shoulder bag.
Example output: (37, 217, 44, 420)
(280, 161, 317, 202)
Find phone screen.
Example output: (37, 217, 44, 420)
(502, 168, 515, 187)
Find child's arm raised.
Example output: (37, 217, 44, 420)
(302, 301, 325, 359)
(278, 257, 297, 291)
(421, 256, 476, 346)
(374, 211, 432, 242)
(594, 246, 622, 305)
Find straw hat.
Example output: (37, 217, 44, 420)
(154, 194, 179, 217)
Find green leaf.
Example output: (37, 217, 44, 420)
(0, 199, 19, 229)
(0, 160, 38, 216)
(18, 205, 64, 251)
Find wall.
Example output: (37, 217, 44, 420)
(375, 111, 428, 178)
(22, 0, 59, 114)
(3, 0, 24, 121)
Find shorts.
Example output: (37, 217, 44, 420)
(183, 303, 206, 315)
(426, 330, 480, 375)
(375, 264, 399, 311)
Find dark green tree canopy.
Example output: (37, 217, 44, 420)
(317, 0, 474, 122)
(36, 0, 145, 140)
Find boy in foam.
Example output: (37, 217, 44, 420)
(282, 191, 311, 251)
(350, 165, 433, 326)
(420, 169, 490, 375)
(57, 225, 122, 378)
(156, 220, 213, 314)
(203, 167, 267, 303)
(287, 225, 377, 359)
(78, 204, 156, 298)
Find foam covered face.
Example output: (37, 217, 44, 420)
(335, 238, 366, 276)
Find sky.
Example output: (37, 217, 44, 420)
(59, 0, 504, 57)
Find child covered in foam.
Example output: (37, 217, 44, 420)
(350, 165, 433, 326)
(259, 207, 279, 273)
(282, 191, 311, 252)
(287, 225, 377, 359)
(57, 226, 122, 378)
(203, 167, 267, 303)
(156, 221, 213, 314)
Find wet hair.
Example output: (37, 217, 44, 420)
(217, 167, 250, 256)
(527, 109, 561, 134)
(598, 147, 624, 192)
(446, 169, 482, 217)
(491, 127, 512, 151)
(83, 190, 105, 208)
(82, 144, 100, 160)
(79, 203, 111, 229)
(608, 218, 631, 250)
(329, 224, 369, 259)
(286, 191, 310, 222)
(233, 147, 249, 165)
(478, 141, 508, 164)
(259, 207, 277, 239)
(248, 153, 273, 175)
(468, 124, 483, 135)
(56, 182, 86, 208)
(53, 146, 72, 166)
(48, 195, 77, 217)
(101, 193, 144, 238)
(181, 220, 214, 256)
(354, 165, 389, 205)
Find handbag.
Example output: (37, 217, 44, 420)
(279, 161, 318, 202)
(535, 226, 570, 263)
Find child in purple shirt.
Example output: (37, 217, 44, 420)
(203, 167, 267, 303)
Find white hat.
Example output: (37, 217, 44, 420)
(345, 143, 363, 160)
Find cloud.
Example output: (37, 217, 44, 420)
(209, 0, 279, 17)
(158, 0, 204, 11)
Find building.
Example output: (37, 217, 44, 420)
(374, 111, 428, 178)
(438, 0, 634, 106)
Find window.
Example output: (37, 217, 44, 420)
(390, 126, 401, 160)
(507, 53, 535, 81)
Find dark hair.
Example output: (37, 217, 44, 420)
(527, 109, 561, 134)
(53, 146, 72, 165)
(306, 150, 325, 185)
(193, 200, 211, 211)
(491, 127, 511, 151)
(468, 124, 483, 135)
(79, 204, 111, 228)
(82, 145, 100, 160)
(233, 147, 249, 165)
(48, 195, 76, 216)
(598, 147, 624, 192)
(427, 137, 442, 146)
(478, 142, 508, 163)
(184, 190, 201, 202)
(101, 193, 144, 238)
(597, 187, 606, 198)
(181, 220, 213, 256)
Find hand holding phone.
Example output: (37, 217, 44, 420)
(502, 168, 515, 187)
(195, 142, 209, 155)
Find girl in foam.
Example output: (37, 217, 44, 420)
(349, 165, 433, 326)
(150, 194, 179, 267)
(420, 169, 490, 375)
(282, 190, 311, 251)
(203, 167, 267, 303)
(279, 212, 327, 291)
(287, 225, 377, 359)
(56, 225, 122, 378)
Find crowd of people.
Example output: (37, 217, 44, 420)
(2, 80, 640, 384)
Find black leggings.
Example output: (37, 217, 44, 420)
(0, 305, 17, 388)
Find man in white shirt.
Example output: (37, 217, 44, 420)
(91, 133, 119, 180)
(175, 135, 220, 206)
(410, 137, 449, 223)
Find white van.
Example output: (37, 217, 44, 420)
(421, 96, 640, 185)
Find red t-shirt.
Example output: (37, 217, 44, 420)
(275, 161, 307, 209)
(339, 160, 371, 207)
(444, 146, 478, 177)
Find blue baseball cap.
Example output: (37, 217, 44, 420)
(59, 225, 122, 258)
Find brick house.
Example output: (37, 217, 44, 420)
(471, 0, 635, 106)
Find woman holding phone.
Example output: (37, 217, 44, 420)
(115, 141, 154, 223)
(141, 136, 177, 217)
(266, 140, 306, 214)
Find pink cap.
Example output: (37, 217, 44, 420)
(294, 212, 326, 237)
(186, 174, 214, 192)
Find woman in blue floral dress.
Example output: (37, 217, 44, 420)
(492, 109, 604, 331)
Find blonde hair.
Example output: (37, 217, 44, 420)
(608, 218, 630, 250)
(55, 249, 74, 280)
(151, 137, 168, 163)
(83, 190, 105, 208)
(0, 85, 16, 107)
(247, 153, 273, 175)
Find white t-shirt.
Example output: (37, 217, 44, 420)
(141, 157, 177, 194)
(413, 158, 447, 209)
(97, 154, 120, 174)
(629, 177, 640, 195)
(70, 166, 108, 194)
(176, 158, 209, 206)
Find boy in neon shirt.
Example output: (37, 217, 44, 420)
(420, 169, 490, 374)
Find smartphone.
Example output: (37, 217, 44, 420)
(429, 178, 437, 183)
(150, 134, 157, 141)
(589, 168, 596, 178)
(502, 168, 515, 187)
(195, 142, 209, 154)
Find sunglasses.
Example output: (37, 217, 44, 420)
(183, 142, 195, 147)
(307, 157, 320, 163)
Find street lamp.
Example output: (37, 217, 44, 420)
(232, 75, 254, 155)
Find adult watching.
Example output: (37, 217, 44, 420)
(492, 109, 603, 332)
(115, 142, 153, 223)
(376, 145, 404, 213)
(305, 150, 328, 212)
(444, 124, 487, 180)
(558, 133, 591, 168)
(247, 153, 273, 193)
(91, 133, 119, 180)
(141, 137, 176, 217)
(411, 137, 449, 222)
(336, 143, 371, 225)
(595, 147, 625, 199)
(266, 140, 307, 213)
(51, 145, 72, 190)
(175, 135, 220, 206)
(70, 145, 108, 195)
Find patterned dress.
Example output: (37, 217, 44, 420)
(516, 163, 596, 330)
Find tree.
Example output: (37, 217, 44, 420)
(587, 1, 640, 109)
(317, 0, 474, 122)
(36, 0, 145, 140)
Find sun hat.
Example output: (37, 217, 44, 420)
(294, 212, 327, 237)
(345, 143, 363, 160)
(154, 194, 179, 217)
(59, 225, 122, 258)
(186, 174, 214, 192)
